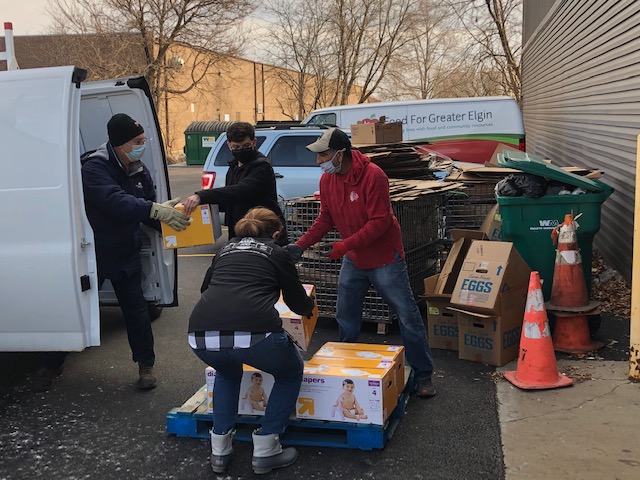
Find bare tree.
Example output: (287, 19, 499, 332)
(446, 0, 522, 103)
(328, 0, 422, 104)
(379, 0, 456, 100)
(47, 0, 255, 148)
(261, 0, 422, 114)
(260, 0, 331, 120)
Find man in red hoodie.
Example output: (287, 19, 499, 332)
(284, 128, 436, 398)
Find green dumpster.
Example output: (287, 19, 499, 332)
(184, 121, 235, 165)
(496, 151, 613, 301)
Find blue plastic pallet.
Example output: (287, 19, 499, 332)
(167, 370, 414, 450)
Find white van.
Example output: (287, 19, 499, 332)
(302, 96, 524, 164)
(0, 66, 176, 352)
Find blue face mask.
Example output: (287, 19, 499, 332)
(320, 149, 344, 174)
(126, 144, 146, 162)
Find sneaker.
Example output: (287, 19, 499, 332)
(415, 377, 436, 398)
(137, 364, 157, 390)
(31, 366, 63, 393)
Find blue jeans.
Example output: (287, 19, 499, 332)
(193, 332, 303, 435)
(336, 254, 434, 380)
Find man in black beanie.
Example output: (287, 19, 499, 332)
(32, 113, 189, 392)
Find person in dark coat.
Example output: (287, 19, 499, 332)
(182, 122, 289, 245)
(31, 113, 189, 392)
(188, 207, 314, 475)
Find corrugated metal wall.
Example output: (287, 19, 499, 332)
(523, 0, 556, 43)
(522, 0, 639, 282)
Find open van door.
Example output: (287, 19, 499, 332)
(78, 77, 177, 309)
(0, 66, 100, 351)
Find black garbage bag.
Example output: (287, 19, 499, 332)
(495, 173, 548, 198)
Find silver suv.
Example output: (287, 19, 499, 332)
(200, 124, 346, 204)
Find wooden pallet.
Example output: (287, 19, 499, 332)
(166, 370, 414, 450)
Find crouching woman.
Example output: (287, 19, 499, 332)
(188, 207, 314, 475)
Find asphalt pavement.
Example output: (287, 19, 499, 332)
(0, 164, 634, 480)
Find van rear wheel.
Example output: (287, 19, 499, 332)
(147, 304, 163, 322)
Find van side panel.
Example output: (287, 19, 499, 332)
(302, 98, 524, 163)
(0, 66, 99, 351)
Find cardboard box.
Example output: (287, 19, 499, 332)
(435, 229, 488, 295)
(306, 356, 399, 397)
(205, 365, 276, 416)
(276, 284, 318, 351)
(161, 204, 222, 249)
(322, 343, 404, 392)
(350, 121, 403, 145)
(315, 342, 405, 389)
(452, 285, 527, 366)
(423, 275, 458, 351)
(451, 240, 531, 314)
(205, 366, 216, 413)
(296, 363, 397, 425)
(238, 365, 275, 416)
(479, 204, 502, 241)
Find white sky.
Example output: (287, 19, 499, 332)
(1, 0, 52, 35)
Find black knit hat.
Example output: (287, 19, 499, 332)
(107, 113, 144, 147)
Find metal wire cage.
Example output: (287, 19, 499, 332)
(283, 194, 446, 323)
(443, 182, 497, 236)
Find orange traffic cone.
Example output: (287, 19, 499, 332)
(546, 213, 602, 354)
(551, 311, 604, 354)
(546, 213, 599, 312)
(504, 271, 573, 390)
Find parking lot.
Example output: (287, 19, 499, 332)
(0, 165, 631, 480)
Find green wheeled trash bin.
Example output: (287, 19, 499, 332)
(184, 121, 235, 165)
(496, 151, 613, 302)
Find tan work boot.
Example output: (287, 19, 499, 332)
(137, 364, 157, 390)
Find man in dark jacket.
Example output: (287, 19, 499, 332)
(183, 122, 289, 245)
(32, 114, 189, 392)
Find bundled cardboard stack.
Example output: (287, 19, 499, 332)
(424, 209, 531, 366)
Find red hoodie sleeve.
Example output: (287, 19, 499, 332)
(295, 178, 335, 251)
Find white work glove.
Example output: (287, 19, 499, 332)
(150, 197, 189, 231)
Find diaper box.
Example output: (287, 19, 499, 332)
(277, 284, 318, 351)
(296, 363, 397, 425)
(205, 365, 275, 416)
(205, 366, 216, 413)
(315, 342, 405, 389)
(306, 356, 400, 397)
(238, 365, 275, 416)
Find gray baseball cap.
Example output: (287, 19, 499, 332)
(306, 128, 351, 152)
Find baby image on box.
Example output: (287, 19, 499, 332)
(332, 379, 368, 421)
(241, 372, 269, 413)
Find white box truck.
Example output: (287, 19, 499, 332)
(0, 24, 176, 352)
(301, 96, 525, 164)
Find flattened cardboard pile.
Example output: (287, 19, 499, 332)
(356, 143, 438, 180)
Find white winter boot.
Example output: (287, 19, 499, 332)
(251, 429, 298, 474)
(210, 429, 234, 473)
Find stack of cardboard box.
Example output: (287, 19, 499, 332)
(424, 210, 531, 366)
(298, 342, 405, 425)
(205, 284, 318, 415)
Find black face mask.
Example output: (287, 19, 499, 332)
(231, 146, 255, 164)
